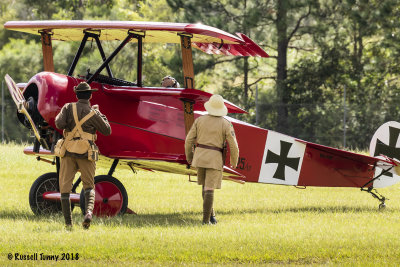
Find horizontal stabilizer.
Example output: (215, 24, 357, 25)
(302, 140, 383, 166)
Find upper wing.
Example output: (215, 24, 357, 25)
(4, 20, 268, 58)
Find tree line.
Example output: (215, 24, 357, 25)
(1, 0, 399, 149)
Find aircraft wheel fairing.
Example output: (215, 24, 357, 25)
(79, 175, 128, 217)
(29, 172, 62, 215)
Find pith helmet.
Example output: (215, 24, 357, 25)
(161, 76, 180, 88)
(74, 82, 98, 93)
(204, 94, 228, 117)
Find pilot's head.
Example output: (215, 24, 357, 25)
(161, 76, 180, 88)
(74, 82, 98, 100)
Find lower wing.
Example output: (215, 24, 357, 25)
(23, 147, 246, 183)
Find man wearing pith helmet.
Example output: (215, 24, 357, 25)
(55, 82, 111, 230)
(185, 94, 239, 225)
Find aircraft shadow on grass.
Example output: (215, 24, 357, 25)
(0, 205, 395, 228)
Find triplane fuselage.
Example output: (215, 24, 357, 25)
(4, 20, 400, 217)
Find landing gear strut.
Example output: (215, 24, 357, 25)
(360, 166, 391, 210)
(360, 186, 387, 210)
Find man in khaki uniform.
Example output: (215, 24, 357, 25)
(55, 82, 111, 229)
(185, 94, 239, 224)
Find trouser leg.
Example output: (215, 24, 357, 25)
(203, 190, 214, 224)
(77, 158, 96, 190)
(59, 156, 78, 193)
(61, 193, 72, 226)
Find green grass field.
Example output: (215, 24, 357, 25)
(1, 143, 400, 266)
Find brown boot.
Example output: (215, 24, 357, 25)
(61, 193, 72, 229)
(202, 190, 214, 224)
(210, 214, 217, 224)
(202, 186, 216, 224)
(82, 211, 92, 229)
(82, 188, 95, 229)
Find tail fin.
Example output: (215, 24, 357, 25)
(369, 121, 400, 188)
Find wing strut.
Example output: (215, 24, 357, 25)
(179, 33, 195, 135)
(39, 30, 54, 72)
(87, 30, 145, 85)
(68, 30, 113, 78)
(136, 32, 144, 87)
(180, 33, 195, 89)
(87, 31, 135, 84)
(182, 99, 195, 135)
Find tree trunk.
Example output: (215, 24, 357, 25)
(242, 0, 250, 110)
(243, 56, 249, 109)
(276, 0, 289, 133)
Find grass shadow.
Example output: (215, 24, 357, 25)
(0, 209, 52, 221)
(270, 205, 391, 213)
(1, 204, 398, 228)
(0, 207, 81, 222)
(218, 205, 399, 215)
(96, 204, 399, 228)
(99, 211, 201, 228)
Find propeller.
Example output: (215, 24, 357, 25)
(4, 74, 49, 150)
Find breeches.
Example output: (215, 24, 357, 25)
(197, 167, 222, 189)
(59, 156, 96, 193)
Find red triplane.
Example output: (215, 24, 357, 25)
(3, 21, 400, 217)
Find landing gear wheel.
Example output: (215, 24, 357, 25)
(80, 175, 128, 217)
(379, 203, 386, 210)
(29, 172, 61, 215)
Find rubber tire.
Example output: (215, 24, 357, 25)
(29, 172, 61, 215)
(79, 175, 128, 217)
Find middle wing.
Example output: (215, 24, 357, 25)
(101, 85, 246, 114)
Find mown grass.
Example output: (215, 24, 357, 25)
(1, 142, 400, 266)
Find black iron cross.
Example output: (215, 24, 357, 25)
(374, 126, 400, 177)
(265, 140, 300, 180)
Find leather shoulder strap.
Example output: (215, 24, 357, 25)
(66, 103, 95, 140)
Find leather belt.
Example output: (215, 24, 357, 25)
(196, 143, 223, 152)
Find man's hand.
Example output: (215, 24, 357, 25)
(92, 104, 99, 110)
